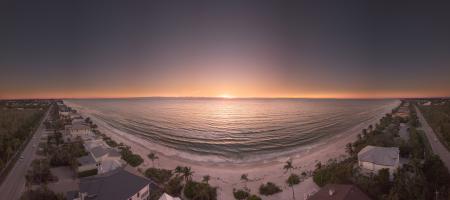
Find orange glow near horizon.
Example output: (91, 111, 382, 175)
(1, 87, 450, 100)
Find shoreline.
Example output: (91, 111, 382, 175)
(65, 100, 400, 199)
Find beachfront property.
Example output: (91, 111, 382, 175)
(68, 168, 157, 200)
(357, 145, 399, 175)
(307, 184, 371, 200)
(65, 121, 92, 138)
(77, 139, 124, 174)
(59, 104, 71, 117)
(159, 193, 181, 200)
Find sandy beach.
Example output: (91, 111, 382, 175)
(67, 101, 397, 200)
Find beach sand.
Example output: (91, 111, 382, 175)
(67, 102, 397, 200)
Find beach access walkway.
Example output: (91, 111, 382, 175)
(415, 106, 450, 171)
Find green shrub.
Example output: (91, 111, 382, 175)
(78, 168, 98, 177)
(165, 176, 184, 196)
(233, 188, 249, 200)
(184, 181, 217, 200)
(258, 182, 282, 196)
(313, 159, 353, 187)
(144, 167, 173, 184)
(120, 147, 143, 167)
(246, 195, 262, 200)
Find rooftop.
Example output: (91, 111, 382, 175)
(358, 145, 399, 166)
(91, 146, 108, 159)
(308, 184, 371, 200)
(78, 168, 151, 200)
(77, 154, 97, 165)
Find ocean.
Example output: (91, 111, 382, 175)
(65, 98, 399, 163)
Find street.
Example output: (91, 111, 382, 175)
(0, 108, 51, 200)
(415, 106, 450, 171)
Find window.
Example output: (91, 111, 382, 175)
(137, 192, 140, 197)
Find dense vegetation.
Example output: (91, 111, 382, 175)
(184, 180, 217, 200)
(144, 167, 173, 184)
(25, 159, 57, 185)
(119, 146, 144, 167)
(0, 103, 46, 172)
(144, 165, 217, 200)
(20, 186, 65, 200)
(312, 101, 450, 199)
(419, 99, 450, 150)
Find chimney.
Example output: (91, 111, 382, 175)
(329, 188, 335, 196)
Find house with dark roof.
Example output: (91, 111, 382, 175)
(358, 145, 399, 175)
(69, 168, 158, 200)
(308, 184, 371, 200)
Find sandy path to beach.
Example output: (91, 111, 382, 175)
(67, 101, 397, 200)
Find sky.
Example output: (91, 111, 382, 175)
(1, 0, 450, 99)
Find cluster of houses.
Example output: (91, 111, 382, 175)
(58, 104, 180, 200)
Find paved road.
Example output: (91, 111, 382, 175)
(415, 106, 450, 171)
(0, 108, 51, 200)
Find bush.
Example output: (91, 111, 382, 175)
(246, 195, 262, 200)
(184, 181, 217, 200)
(78, 168, 98, 178)
(144, 167, 173, 184)
(258, 182, 282, 196)
(120, 147, 143, 167)
(233, 188, 249, 200)
(165, 176, 184, 197)
(313, 159, 353, 187)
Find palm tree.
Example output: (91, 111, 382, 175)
(182, 166, 193, 182)
(202, 175, 210, 183)
(345, 143, 354, 156)
(286, 174, 300, 200)
(147, 152, 159, 167)
(175, 166, 183, 175)
(283, 160, 294, 173)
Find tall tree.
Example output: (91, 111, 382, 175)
(147, 152, 159, 167)
(283, 160, 294, 173)
(286, 174, 300, 200)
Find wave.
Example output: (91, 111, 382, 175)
(65, 98, 400, 163)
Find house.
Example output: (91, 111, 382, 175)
(358, 145, 399, 175)
(70, 168, 157, 200)
(81, 144, 124, 174)
(77, 154, 98, 173)
(308, 184, 371, 200)
(66, 121, 92, 138)
(159, 193, 181, 200)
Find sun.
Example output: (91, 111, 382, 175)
(218, 94, 234, 99)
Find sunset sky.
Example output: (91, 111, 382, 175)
(1, 1, 450, 99)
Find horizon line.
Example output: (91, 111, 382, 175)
(1, 95, 450, 101)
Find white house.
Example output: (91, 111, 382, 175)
(358, 145, 399, 175)
(159, 193, 181, 200)
(77, 154, 98, 173)
(82, 144, 124, 174)
(66, 122, 92, 138)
